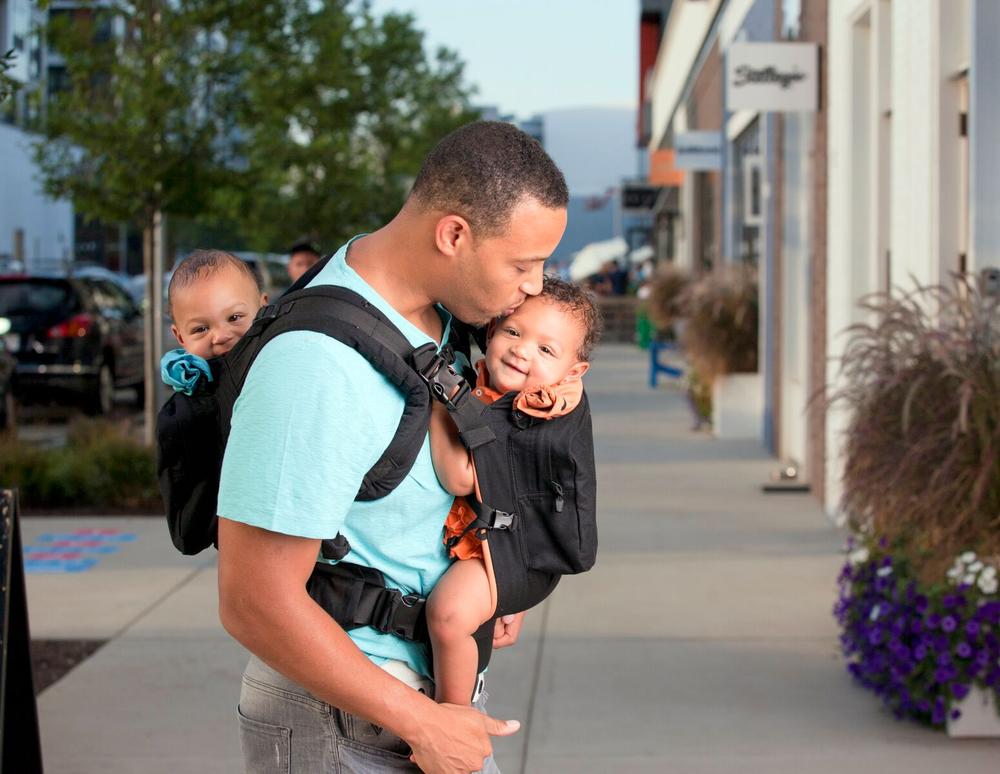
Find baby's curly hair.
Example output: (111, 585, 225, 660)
(535, 275, 603, 361)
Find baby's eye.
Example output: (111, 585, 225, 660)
(229, 313, 245, 323)
(190, 326, 208, 335)
(504, 327, 519, 337)
(540, 345, 553, 355)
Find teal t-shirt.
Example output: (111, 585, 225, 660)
(216, 237, 454, 677)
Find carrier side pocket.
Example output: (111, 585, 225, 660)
(518, 482, 589, 575)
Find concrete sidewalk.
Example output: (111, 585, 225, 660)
(25, 344, 999, 773)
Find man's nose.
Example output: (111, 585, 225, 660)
(520, 263, 545, 297)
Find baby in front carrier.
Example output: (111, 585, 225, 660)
(427, 275, 601, 705)
(160, 249, 267, 394)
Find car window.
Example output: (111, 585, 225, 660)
(0, 280, 77, 316)
(266, 261, 290, 297)
(99, 279, 139, 317)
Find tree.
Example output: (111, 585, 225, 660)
(35, 1, 262, 442)
(0, 49, 18, 104)
(217, 1, 479, 251)
(32, 0, 478, 438)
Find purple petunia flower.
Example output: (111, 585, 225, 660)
(956, 642, 973, 658)
(915, 595, 929, 613)
(941, 616, 958, 633)
(952, 683, 970, 700)
(966, 620, 980, 637)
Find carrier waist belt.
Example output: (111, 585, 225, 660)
(306, 560, 428, 643)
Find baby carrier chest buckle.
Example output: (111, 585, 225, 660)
(411, 343, 470, 411)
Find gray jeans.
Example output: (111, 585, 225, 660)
(238, 656, 501, 773)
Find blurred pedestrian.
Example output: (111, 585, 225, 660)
(287, 239, 321, 283)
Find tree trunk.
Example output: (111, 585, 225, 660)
(141, 211, 166, 446)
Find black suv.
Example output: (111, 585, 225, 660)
(0, 273, 144, 414)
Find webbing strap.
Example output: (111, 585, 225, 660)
(412, 344, 497, 451)
(308, 561, 428, 643)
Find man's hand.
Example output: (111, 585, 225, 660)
(408, 703, 519, 774)
(492, 613, 525, 649)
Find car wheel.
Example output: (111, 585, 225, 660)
(84, 362, 115, 416)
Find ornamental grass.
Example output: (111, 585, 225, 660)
(678, 265, 758, 385)
(645, 263, 690, 333)
(833, 277, 1000, 727)
(834, 278, 1000, 584)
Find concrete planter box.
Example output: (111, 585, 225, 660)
(947, 686, 1000, 738)
(712, 373, 763, 442)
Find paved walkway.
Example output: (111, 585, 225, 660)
(24, 344, 1000, 772)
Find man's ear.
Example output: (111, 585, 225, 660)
(434, 214, 473, 257)
(561, 361, 590, 382)
(171, 323, 184, 347)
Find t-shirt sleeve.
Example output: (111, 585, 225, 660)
(216, 331, 398, 538)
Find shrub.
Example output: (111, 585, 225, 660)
(679, 265, 758, 385)
(0, 418, 160, 510)
(645, 264, 690, 333)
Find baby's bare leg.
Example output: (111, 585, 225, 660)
(426, 558, 493, 705)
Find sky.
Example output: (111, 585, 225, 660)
(368, 0, 639, 119)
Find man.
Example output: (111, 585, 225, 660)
(217, 121, 568, 773)
(287, 239, 321, 283)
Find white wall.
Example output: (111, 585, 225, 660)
(0, 122, 74, 266)
(825, 0, 975, 515)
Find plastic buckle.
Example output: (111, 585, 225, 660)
(372, 589, 424, 641)
(412, 344, 469, 411)
(491, 510, 515, 531)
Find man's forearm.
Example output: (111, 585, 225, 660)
(221, 576, 436, 744)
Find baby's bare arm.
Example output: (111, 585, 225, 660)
(429, 402, 475, 496)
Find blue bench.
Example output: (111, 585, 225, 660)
(649, 341, 683, 388)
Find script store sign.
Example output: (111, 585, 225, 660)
(726, 42, 818, 112)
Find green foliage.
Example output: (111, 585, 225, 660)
(35, 0, 477, 252)
(833, 278, 1000, 583)
(0, 49, 18, 104)
(0, 418, 159, 510)
(214, 1, 478, 251)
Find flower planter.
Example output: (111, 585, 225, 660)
(711, 373, 762, 442)
(947, 685, 1000, 738)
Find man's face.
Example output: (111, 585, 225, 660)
(288, 250, 319, 283)
(446, 197, 567, 326)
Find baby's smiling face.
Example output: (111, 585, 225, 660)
(485, 295, 590, 394)
(170, 265, 265, 360)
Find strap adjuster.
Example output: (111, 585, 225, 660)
(370, 588, 425, 640)
(412, 343, 470, 410)
(491, 510, 515, 530)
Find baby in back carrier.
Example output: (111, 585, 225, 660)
(160, 249, 267, 395)
(427, 275, 602, 705)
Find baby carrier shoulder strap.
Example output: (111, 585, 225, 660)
(216, 283, 432, 501)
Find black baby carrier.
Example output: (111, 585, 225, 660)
(156, 257, 598, 672)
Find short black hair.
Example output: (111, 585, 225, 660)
(409, 121, 568, 237)
(288, 239, 320, 257)
(167, 249, 259, 317)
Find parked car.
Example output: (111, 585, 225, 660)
(0, 273, 145, 414)
(0, 317, 16, 431)
(235, 253, 292, 301)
